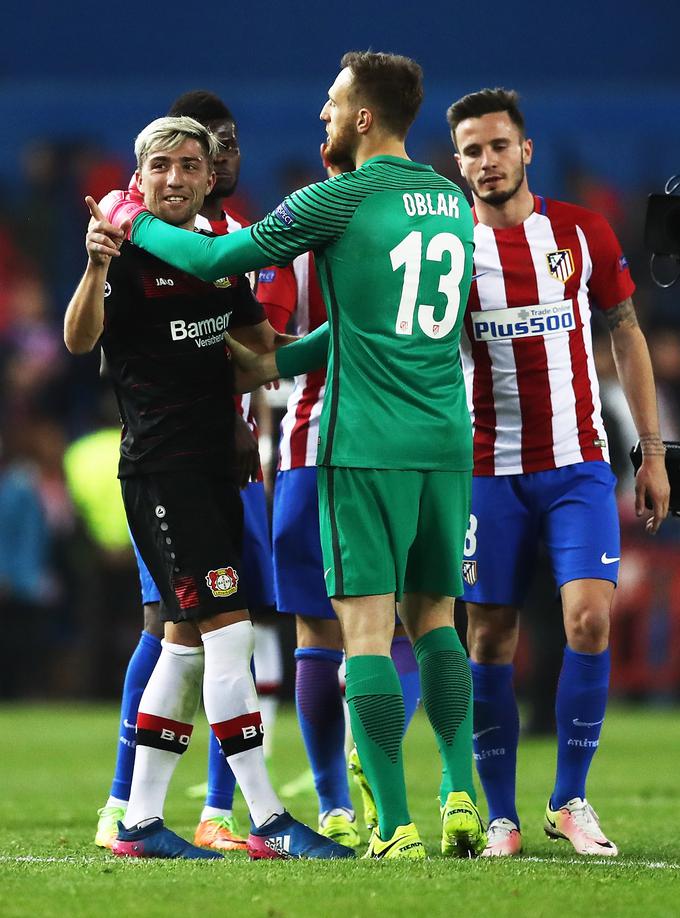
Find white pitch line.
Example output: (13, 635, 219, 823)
(522, 856, 680, 869)
(1, 855, 678, 870)
(0, 856, 101, 864)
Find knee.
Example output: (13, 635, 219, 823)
(143, 602, 163, 639)
(565, 605, 609, 653)
(467, 615, 517, 665)
(296, 615, 344, 652)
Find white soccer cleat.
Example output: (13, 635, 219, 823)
(544, 797, 618, 856)
(481, 817, 522, 857)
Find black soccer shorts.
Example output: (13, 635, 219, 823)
(122, 469, 248, 623)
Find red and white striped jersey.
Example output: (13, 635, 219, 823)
(196, 207, 257, 428)
(256, 252, 327, 470)
(461, 195, 635, 476)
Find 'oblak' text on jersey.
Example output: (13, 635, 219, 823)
(402, 192, 460, 219)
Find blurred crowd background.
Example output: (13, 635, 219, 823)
(1, 2, 680, 719)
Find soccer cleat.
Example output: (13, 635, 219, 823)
(481, 817, 522, 857)
(247, 811, 356, 860)
(440, 791, 487, 858)
(194, 814, 248, 851)
(544, 797, 618, 856)
(318, 808, 361, 848)
(348, 746, 377, 830)
(112, 818, 223, 859)
(363, 822, 426, 860)
(94, 805, 126, 850)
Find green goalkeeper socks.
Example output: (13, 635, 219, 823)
(414, 626, 476, 803)
(345, 654, 410, 839)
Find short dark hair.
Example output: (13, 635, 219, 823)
(446, 88, 525, 147)
(167, 90, 234, 126)
(340, 51, 423, 138)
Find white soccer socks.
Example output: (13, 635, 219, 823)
(123, 641, 204, 828)
(202, 620, 284, 827)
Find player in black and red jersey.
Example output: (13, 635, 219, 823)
(93, 91, 282, 856)
(64, 115, 354, 861)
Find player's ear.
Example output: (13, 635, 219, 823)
(135, 170, 144, 191)
(357, 107, 373, 135)
(205, 170, 216, 196)
(522, 137, 533, 166)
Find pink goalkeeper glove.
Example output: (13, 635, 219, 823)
(97, 186, 147, 239)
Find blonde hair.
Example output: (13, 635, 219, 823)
(134, 116, 219, 169)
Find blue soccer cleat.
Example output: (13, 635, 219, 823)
(111, 818, 223, 860)
(247, 812, 356, 860)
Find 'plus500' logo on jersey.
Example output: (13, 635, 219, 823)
(170, 310, 232, 341)
(472, 300, 575, 342)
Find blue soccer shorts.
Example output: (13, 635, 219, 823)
(272, 466, 335, 619)
(240, 480, 276, 613)
(131, 532, 162, 605)
(462, 461, 620, 607)
(130, 480, 274, 613)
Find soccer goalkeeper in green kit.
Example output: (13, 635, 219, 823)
(93, 51, 486, 859)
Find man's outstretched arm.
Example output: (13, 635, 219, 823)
(227, 322, 330, 393)
(132, 212, 273, 281)
(98, 174, 350, 284)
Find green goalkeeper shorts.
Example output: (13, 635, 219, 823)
(317, 466, 471, 600)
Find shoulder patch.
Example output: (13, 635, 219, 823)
(274, 202, 296, 228)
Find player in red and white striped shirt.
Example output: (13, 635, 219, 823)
(448, 88, 669, 858)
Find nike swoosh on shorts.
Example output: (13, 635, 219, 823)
(600, 553, 620, 565)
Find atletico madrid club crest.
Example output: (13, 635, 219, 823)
(462, 560, 477, 587)
(546, 248, 575, 283)
(205, 566, 239, 597)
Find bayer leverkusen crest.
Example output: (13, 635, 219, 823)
(206, 566, 239, 597)
(462, 560, 477, 587)
(546, 248, 575, 283)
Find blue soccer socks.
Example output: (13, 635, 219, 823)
(552, 646, 610, 808)
(295, 647, 352, 813)
(110, 630, 162, 802)
(470, 661, 520, 825)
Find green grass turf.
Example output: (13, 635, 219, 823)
(0, 702, 678, 918)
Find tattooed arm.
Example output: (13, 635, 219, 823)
(606, 297, 669, 532)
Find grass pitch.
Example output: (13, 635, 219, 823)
(0, 702, 678, 918)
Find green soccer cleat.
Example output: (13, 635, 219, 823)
(348, 746, 377, 830)
(363, 822, 426, 860)
(319, 808, 361, 848)
(95, 804, 127, 850)
(440, 791, 487, 858)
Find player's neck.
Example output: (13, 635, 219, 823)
(200, 196, 225, 222)
(474, 185, 535, 230)
(355, 136, 409, 169)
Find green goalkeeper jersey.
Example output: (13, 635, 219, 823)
(131, 154, 474, 471)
